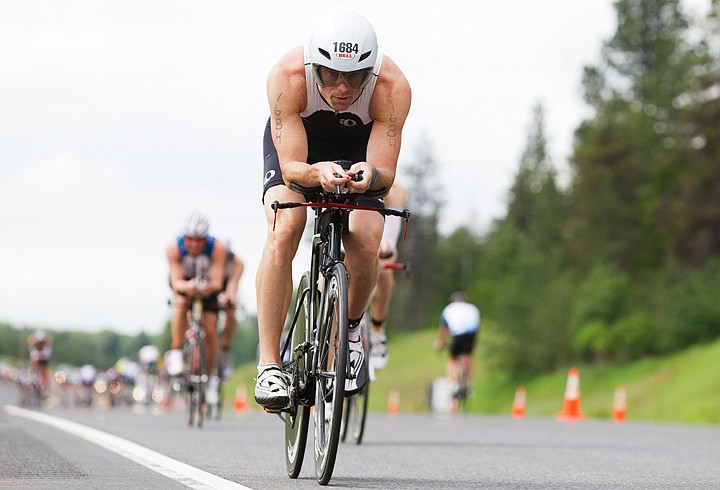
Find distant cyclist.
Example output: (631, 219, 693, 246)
(368, 180, 407, 370)
(433, 292, 480, 397)
(27, 329, 53, 395)
(138, 344, 160, 376)
(254, 11, 412, 410)
(77, 363, 97, 406)
(136, 344, 160, 405)
(166, 211, 228, 402)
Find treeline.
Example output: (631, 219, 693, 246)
(388, 0, 720, 381)
(0, 318, 259, 370)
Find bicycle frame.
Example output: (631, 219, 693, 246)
(184, 268, 207, 428)
(277, 192, 408, 406)
(273, 170, 410, 485)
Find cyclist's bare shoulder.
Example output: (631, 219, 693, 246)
(211, 238, 228, 260)
(370, 54, 411, 122)
(268, 46, 307, 111)
(166, 241, 181, 261)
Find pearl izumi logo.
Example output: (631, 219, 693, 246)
(264, 169, 276, 185)
(338, 119, 357, 127)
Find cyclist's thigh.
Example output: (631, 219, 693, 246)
(201, 310, 219, 334)
(345, 208, 384, 255)
(262, 185, 307, 245)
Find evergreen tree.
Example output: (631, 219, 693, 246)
(477, 104, 572, 379)
(667, 1, 720, 266)
(570, 0, 697, 272)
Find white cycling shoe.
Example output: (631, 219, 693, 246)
(254, 364, 289, 410)
(166, 349, 184, 377)
(345, 337, 368, 396)
(370, 329, 389, 371)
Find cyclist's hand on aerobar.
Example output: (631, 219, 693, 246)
(195, 279, 210, 297)
(345, 162, 373, 194)
(317, 161, 351, 192)
(316, 161, 373, 193)
(218, 292, 236, 309)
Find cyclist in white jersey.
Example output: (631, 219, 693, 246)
(434, 292, 481, 391)
(255, 11, 412, 410)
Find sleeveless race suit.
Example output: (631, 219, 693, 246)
(262, 44, 384, 206)
(173, 235, 220, 312)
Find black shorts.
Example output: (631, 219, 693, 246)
(262, 118, 384, 211)
(449, 332, 477, 358)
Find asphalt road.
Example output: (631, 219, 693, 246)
(2, 381, 720, 489)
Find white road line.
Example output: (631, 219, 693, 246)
(5, 404, 253, 490)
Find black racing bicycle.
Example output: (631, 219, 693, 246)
(271, 161, 410, 485)
(184, 267, 208, 428)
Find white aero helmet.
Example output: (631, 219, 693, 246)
(308, 11, 378, 89)
(181, 211, 209, 238)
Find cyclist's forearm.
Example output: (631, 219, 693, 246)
(172, 279, 197, 296)
(281, 160, 322, 188)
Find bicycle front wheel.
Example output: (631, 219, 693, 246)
(314, 263, 348, 485)
(186, 332, 206, 428)
(285, 272, 312, 479)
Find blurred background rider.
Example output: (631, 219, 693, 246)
(433, 292, 481, 397)
(165, 211, 228, 401)
(27, 329, 53, 395)
(368, 181, 407, 371)
(217, 243, 245, 378)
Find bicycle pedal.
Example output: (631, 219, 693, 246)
(262, 406, 282, 414)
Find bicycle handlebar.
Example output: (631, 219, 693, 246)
(382, 262, 411, 272)
(288, 178, 388, 201)
(270, 161, 411, 239)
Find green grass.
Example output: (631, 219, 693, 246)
(223, 330, 720, 425)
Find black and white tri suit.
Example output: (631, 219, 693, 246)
(262, 44, 384, 209)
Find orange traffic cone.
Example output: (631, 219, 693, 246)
(234, 383, 248, 413)
(387, 389, 400, 415)
(511, 385, 526, 419)
(556, 367, 586, 421)
(613, 385, 627, 422)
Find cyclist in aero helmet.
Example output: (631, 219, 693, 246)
(166, 211, 228, 402)
(308, 11, 378, 94)
(255, 10, 411, 410)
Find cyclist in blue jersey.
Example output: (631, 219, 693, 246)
(166, 211, 227, 398)
(254, 11, 412, 410)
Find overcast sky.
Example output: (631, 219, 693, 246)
(1, 0, 710, 336)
